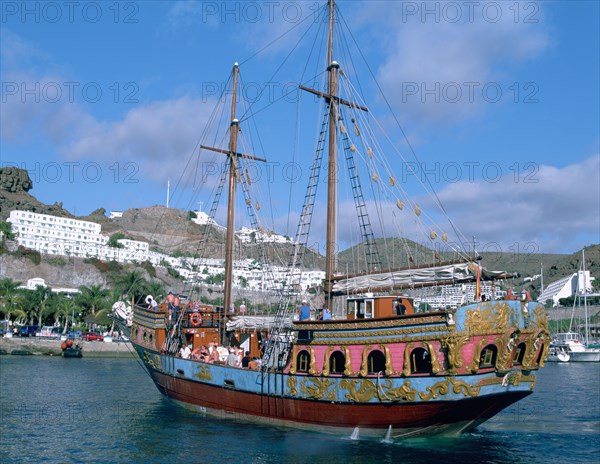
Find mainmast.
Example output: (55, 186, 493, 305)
(325, 0, 338, 305)
(224, 63, 240, 316)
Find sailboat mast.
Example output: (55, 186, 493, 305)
(583, 249, 589, 345)
(224, 63, 240, 316)
(325, 0, 338, 305)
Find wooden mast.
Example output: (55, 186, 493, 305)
(325, 0, 338, 306)
(224, 63, 240, 318)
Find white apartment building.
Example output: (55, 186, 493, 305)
(236, 226, 293, 244)
(7, 209, 322, 293)
(539, 271, 594, 307)
(8, 210, 108, 257)
(412, 282, 507, 310)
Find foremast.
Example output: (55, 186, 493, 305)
(200, 63, 266, 320)
(224, 64, 240, 317)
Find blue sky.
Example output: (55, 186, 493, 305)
(1, 1, 599, 256)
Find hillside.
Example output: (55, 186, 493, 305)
(1, 167, 598, 295)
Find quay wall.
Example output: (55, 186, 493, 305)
(0, 337, 136, 358)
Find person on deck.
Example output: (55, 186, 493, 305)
(322, 307, 332, 320)
(241, 351, 252, 368)
(226, 348, 237, 367)
(180, 344, 191, 359)
(299, 300, 311, 321)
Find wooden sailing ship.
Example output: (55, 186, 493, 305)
(115, 0, 550, 438)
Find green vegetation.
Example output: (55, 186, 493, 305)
(0, 221, 15, 241)
(14, 246, 41, 265)
(0, 274, 167, 331)
(107, 233, 125, 248)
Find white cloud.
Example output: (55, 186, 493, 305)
(429, 155, 600, 253)
(358, 1, 549, 127)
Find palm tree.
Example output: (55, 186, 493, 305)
(55, 298, 76, 334)
(109, 270, 149, 305)
(1, 292, 27, 325)
(76, 285, 110, 330)
(76, 285, 109, 317)
(21, 285, 52, 326)
(0, 278, 23, 323)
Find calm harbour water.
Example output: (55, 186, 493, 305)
(0, 355, 598, 464)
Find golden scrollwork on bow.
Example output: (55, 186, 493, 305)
(465, 302, 511, 334)
(521, 333, 538, 370)
(468, 337, 488, 374)
(533, 305, 550, 332)
(153, 354, 163, 372)
(537, 332, 551, 368)
(358, 344, 373, 377)
(193, 364, 212, 381)
(418, 379, 451, 400)
(287, 376, 298, 396)
(300, 377, 336, 400)
(495, 331, 517, 371)
(450, 378, 481, 397)
(340, 378, 378, 402)
(143, 351, 155, 369)
(418, 378, 480, 401)
(442, 334, 470, 373)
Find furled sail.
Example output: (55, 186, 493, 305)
(330, 262, 518, 295)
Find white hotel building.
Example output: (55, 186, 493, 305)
(7, 210, 323, 292)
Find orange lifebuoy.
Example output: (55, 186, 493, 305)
(190, 312, 202, 327)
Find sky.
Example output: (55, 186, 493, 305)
(1, 0, 599, 257)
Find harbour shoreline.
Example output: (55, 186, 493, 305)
(0, 337, 136, 358)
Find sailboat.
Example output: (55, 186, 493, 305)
(552, 250, 600, 362)
(112, 0, 550, 438)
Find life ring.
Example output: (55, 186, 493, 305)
(190, 312, 203, 327)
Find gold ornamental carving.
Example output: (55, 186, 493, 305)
(308, 346, 320, 376)
(321, 346, 334, 377)
(384, 345, 398, 376)
(340, 378, 378, 402)
(287, 376, 298, 396)
(381, 379, 418, 402)
(402, 342, 413, 377)
(418, 378, 480, 401)
(193, 365, 212, 382)
(343, 346, 357, 376)
(358, 344, 373, 377)
(289, 346, 298, 375)
(424, 341, 441, 374)
(465, 302, 511, 334)
(495, 331, 517, 371)
(300, 377, 336, 401)
(418, 379, 450, 401)
(442, 334, 470, 373)
(468, 338, 488, 374)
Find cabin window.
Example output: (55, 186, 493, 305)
(347, 300, 356, 316)
(296, 350, 310, 373)
(356, 301, 365, 318)
(142, 331, 147, 343)
(479, 345, 498, 368)
(365, 300, 374, 319)
(410, 347, 432, 374)
(149, 333, 153, 344)
(367, 350, 386, 374)
(513, 343, 527, 366)
(329, 351, 346, 374)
